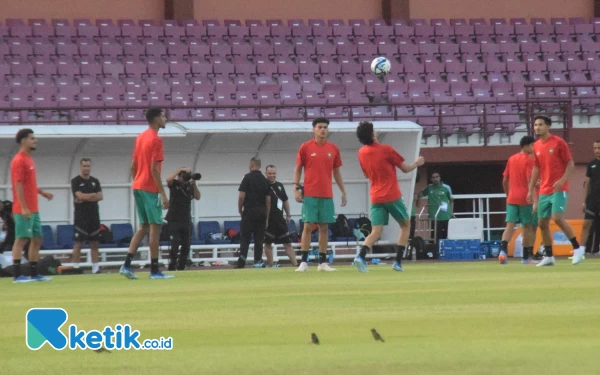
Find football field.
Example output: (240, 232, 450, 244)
(2, 258, 600, 375)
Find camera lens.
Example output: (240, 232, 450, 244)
(192, 173, 202, 181)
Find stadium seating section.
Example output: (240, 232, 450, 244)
(1, 17, 599, 137)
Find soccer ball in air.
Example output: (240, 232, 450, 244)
(371, 57, 391, 76)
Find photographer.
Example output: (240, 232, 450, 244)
(0, 200, 15, 254)
(165, 167, 200, 271)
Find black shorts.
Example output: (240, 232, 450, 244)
(264, 215, 290, 245)
(584, 201, 600, 220)
(74, 218, 101, 242)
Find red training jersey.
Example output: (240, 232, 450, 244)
(358, 143, 405, 204)
(11, 151, 39, 214)
(533, 135, 572, 195)
(132, 128, 164, 193)
(503, 152, 534, 205)
(296, 139, 342, 198)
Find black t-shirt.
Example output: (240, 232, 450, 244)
(268, 181, 289, 218)
(586, 159, 600, 204)
(166, 179, 194, 222)
(71, 175, 102, 221)
(238, 170, 270, 211)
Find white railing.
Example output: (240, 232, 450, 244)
(417, 193, 507, 241)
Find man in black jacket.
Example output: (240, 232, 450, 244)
(235, 157, 271, 268)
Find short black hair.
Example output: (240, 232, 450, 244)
(312, 117, 330, 127)
(16, 128, 34, 144)
(356, 121, 375, 145)
(80, 158, 91, 164)
(520, 135, 535, 147)
(265, 164, 276, 170)
(534, 115, 551, 126)
(146, 107, 163, 123)
(594, 140, 600, 144)
(250, 156, 261, 168)
(431, 171, 441, 178)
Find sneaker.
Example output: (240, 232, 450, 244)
(13, 275, 33, 283)
(572, 246, 585, 265)
(535, 256, 556, 267)
(498, 250, 508, 265)
(295, 262, 309, 272)
(317, 263, 336, 272)
(31, 274, 52, 282)
(354, 256, 368, 273)
(119, 265, 138, 279)
(253, 261, 266, 268)
(149, 272, 174, 279)
(521, 258, 538, 265)
(392, 261, 403, 271)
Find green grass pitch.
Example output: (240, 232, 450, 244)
(2, 259, 600, 375)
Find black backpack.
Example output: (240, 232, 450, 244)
(333, 214, 350, 238)
(356, 213, 372, 237)
(98, 224, 113, 244)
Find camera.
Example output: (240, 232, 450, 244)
(180, 171, 202, 182)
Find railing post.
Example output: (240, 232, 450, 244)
(482, 105, 488, 146)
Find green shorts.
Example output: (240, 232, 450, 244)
(505, 204, 534, 225)
(538, 192, 568, 219)
(370, 198, 409, 226)
(14, 212, 42, 239)
(133, 189, 163, 225)
(302, 196, 336, 224)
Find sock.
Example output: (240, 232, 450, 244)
(319, 253, 327, 264)
(359, 245, 369, 260)
(544, 245, 553, 257)
(73, 263, 80, 269)
(150, 258, 159, 273)
(124, 253, 134, 268)
(395, 245, 406, 264)
(301, 251, 309, 263)
(30, 261, 38, 277)
(92, 263, 99, 273)
(500, 240, 508, 254)
(570, 237, 580, 250)
(523, 246, 533, 259)
(13, 259, 22, 278)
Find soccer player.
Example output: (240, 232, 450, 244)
(294, 118, 347, 272)
(353, 121, 424, 272)
(498, 136, 537, 265)
(70, 158, 103, 274)
(120, 108, 172, 279)
(527, 115, 585, 266)
(263, 164, 298, 268)
(580, 140, 600, 255)
(11, 129, 54, 283)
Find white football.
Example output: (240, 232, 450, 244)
(371, 57, 391, 76)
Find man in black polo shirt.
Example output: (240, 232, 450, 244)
(70, 158, 103, 274)
(235, 157, 271, 269)
(581, 140, 600, 254)
(165, 167, 200, 271)
(263, 164, 298, 268)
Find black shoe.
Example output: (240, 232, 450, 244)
(233, 263, 245, 269)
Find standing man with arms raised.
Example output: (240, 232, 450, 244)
(498, 136, 537, 265)
(70, 158, 103, 274)
(120, 108, 172, 279)
(294, 118, 347, 272)
(353, 121, 424, 272)
(527, 115, 585, 266)
(11, 129, 54, 283)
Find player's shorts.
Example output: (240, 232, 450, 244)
(74, 217, 101, 242)
(584, 200, 600, 220)
(505, 204, 534, 225)
(538, 192, 568, 219)
(133, 189, 163, 225)
(264, 215, 291, 245)
(14, 212, 42, 239)
(370, 198, 409, 226)
(302, 196, 335, 224)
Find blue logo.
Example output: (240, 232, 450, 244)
(26, 308, 173, 351)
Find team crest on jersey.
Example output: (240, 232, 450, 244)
(549, 148, 554, 154)
(92, 182, 96, 187)
(327, 152, 332, 158)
